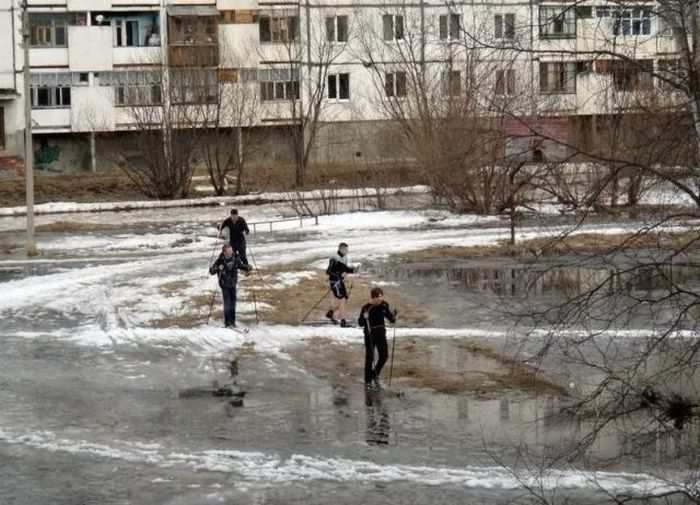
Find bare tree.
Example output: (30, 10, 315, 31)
(258, 7, 350, 187)
(196, 40, 261, 196)
(354, 1, 552, 226)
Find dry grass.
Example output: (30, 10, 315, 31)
(288, 337, 565, 396)
(247, 161, 422, 192)
(159, 280, 193, 296)
(149, 282, 218, 329)
(35, 221, 130, 233)
(0, 174, 141, 207)
(405, 231, 700, 260)
(0, 161, 423, 207)
(246, 268, 428, 325)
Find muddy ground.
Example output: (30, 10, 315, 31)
(0, 163, 422, 207)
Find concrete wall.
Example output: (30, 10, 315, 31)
(68, 26, 113, 72)
(2, 100, 24, 156)
(0, 1, 16, 91)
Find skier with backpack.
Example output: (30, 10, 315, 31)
(325, 242, 357, 327)
(358, 287, 397, 388)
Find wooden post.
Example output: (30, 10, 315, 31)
(22, 1, 36, 256)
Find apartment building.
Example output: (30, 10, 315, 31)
(0, 0, 686, 173)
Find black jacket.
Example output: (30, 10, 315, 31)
(220, 216, 250, 244)
(209, 252, 250, 288)
(358, 301, 396, 332)
(326, 253, 355, 282)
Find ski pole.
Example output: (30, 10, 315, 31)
(206, 286, 217, 325)
(388, 323, 397, 387)
(252, 290, 259, 325)
(301, 289, 331, 322)
(205, 238, 223, 326)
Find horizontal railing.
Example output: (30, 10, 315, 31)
(249, 215, 319, 233)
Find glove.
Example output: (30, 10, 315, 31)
(393, 309, 398, 318)
(218, 264, 224, 271)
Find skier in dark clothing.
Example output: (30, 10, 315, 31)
(219, 209, 250, 266)
(358, 287, 397, 388)
(209, 243, 251, 328)
(326, 242, 357, 327)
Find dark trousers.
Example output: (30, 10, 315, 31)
(364, 328, 388, 384)
(221, 286, 237, 327)
(232, 240, 248, 266)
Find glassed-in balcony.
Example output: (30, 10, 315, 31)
(91, 11, 162, 65)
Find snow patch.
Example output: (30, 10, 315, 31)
(0, 427, 680, 494)
(0, 186, 431, 217)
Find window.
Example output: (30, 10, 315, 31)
(539, 6, 576, 38)
(259, 15, 298, 43)
(30, 73, 72, 108)
(439, 14, 460, 40)
(29, 14, 70, 48)
(495, 69, 516, 95)
(328, 73, 350, 100)
(495, 13, 516, 39)
(385, 71, 407, 97)
(596, 6, 652, 36)
(383, 14, 404, 41)
(443, 70, 461, 96)
(614, 8, 652, 36)
(539, 62, 576, 94)
(259, 68, 300, 101)
(657, 59, 683, 91)
(260, 80, 299, 101)
(101, 71, 162, 106)
(326, 15, 349, 42)
(113, 19, 141, 47)
(611, 59, 653, 91)
(170, 69, 218, 104)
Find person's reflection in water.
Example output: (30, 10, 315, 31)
(365, 388, 391, 446)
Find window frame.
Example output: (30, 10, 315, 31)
(328, 72, 350, 100)
(259, 15, 299, 43)
(385, 70, 407, 98)
(29, 14, 70, 48)
(495, 68, 516, 96)
(439, 13, 461, 40)
(539, 61, 577, 94)
(382, 14, 404, 41)
(326, 15, 349, 43)
(539, 6, 576, 39)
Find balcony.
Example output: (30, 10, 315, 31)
(168, 45, 218, 67)
(167, 6, 219, 67)
(68, 26, 113, 72)
(30, 48, 69, 67)
(90, 11, 162, 65)
(31, 108, 71, 132)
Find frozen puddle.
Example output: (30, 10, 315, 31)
(0, 428, 675, 495)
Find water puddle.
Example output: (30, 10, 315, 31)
(368, 258, 700, 329)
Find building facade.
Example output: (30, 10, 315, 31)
(0, 0, 686, 173)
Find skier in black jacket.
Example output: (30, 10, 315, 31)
(218, 208, 250, 266)
(209, 243, 251, 328)
(326, 242, 357, 327)
(358, 287, 397, 388)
